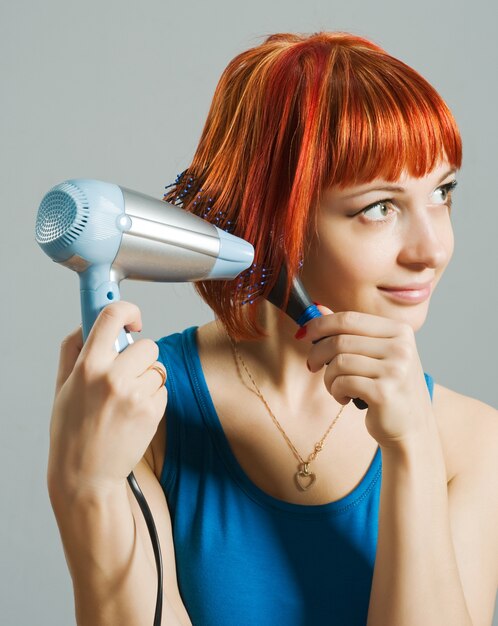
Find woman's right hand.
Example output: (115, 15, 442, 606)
(46, 300, 168, 500)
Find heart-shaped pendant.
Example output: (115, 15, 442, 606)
(295, 464, 316, 491)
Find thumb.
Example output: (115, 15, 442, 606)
(54, 324, 84, 398)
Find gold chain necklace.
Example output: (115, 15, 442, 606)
(225, 330, 346, 491)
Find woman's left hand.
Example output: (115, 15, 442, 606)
(302, 305, 436, 449)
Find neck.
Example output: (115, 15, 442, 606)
(216, 300, 343, 416)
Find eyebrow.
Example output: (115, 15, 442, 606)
(341, 168, 457, 199)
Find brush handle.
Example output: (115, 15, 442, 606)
(308, 309, 368, 410)
(293, 303, 368, 411)
(265, 264, 368, 410)
(299, 302, 369, 409)
(310, 323, 368, 410)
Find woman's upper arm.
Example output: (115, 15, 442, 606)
(447, 399, 498, 626)
(129, 412, 191, 626)
(146, 410, 167, 483)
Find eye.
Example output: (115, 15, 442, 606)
(431, 180, 458, 205)
(359, 201, 396, 223)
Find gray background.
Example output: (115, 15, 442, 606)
(1, 0, 497, 624)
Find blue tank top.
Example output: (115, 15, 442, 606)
(155, 326, 434, 626)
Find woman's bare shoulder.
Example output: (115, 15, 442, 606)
(433, 382, 497, 427)
(433, 382, 498, 480)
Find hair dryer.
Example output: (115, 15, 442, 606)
(35, 178, 255, 352)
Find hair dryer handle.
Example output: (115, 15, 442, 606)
(80, 280, 133, 354)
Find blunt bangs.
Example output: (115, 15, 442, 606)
(325, 47, 462, 189)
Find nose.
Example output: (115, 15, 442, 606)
(397, 209, 451, 269)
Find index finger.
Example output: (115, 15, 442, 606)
(307, 310, 399, 344)
(54, 324, 84, 398)
(77, 300, 143, 369)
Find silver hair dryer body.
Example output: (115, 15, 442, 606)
(35, 179, 254, 351)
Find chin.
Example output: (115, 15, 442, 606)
(389, 306, 429, 333)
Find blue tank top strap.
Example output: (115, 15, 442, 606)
(424, 371, 434, 401)
(155, 330, 183, 494)
(155, 326, 204, 495)
(155, 325, 217, 498)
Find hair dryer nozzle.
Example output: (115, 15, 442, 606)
(208, 227, 254, 279)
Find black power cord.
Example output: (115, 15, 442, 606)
(127, 471, 163, 626)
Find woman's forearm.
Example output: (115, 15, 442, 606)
(366, 421, 473, 626)
(49, 482, 177, 626)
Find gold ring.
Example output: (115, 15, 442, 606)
(150, 363, 166, 389)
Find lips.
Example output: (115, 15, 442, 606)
(379, 281, 433, 291)
(378, 281, 432, 304)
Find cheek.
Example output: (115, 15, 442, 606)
(305, 234, 386, 285)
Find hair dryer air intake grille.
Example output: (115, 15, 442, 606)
(35, 182, 90, 252)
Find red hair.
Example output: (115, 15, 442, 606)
(163, 32, 462, 341)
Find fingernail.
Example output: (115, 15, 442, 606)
(313, 301, 334, 314)
(294, 326, 307, 340)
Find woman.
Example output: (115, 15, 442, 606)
(48, 33, 498, 626)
